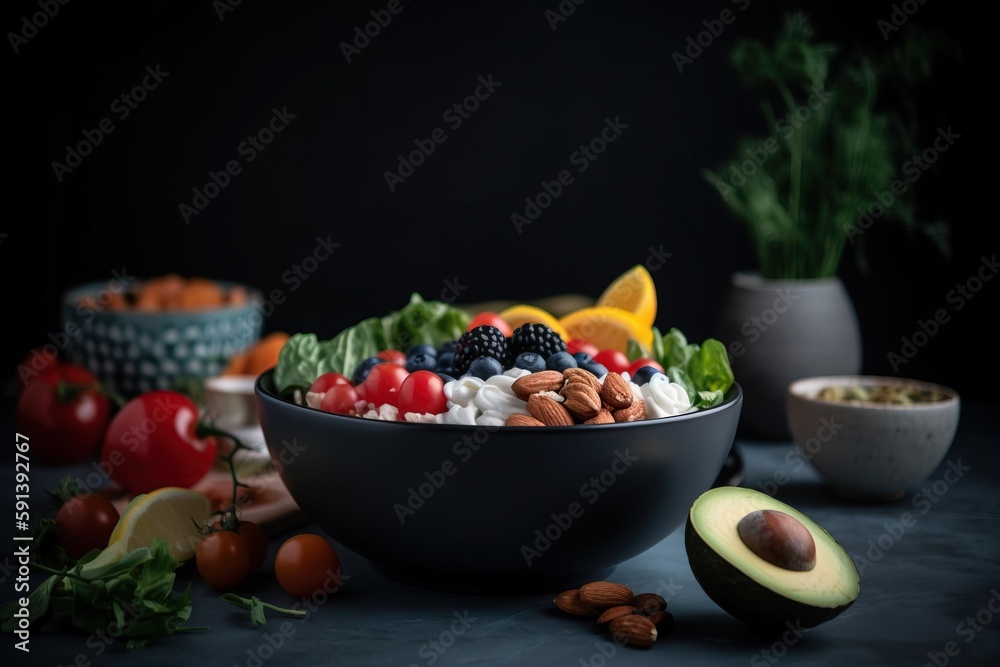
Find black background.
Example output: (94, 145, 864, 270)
(6, 0, 992, 399)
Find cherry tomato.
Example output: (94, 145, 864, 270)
(274, 533, 343, 599)
(468, 312, 513, 338)
(238, 521, 269, 572)
(320, 383, 361, 415)
(100, 390, 217, 496)
(398, 371, 447, 416)
(627, 357, 665, 377)
(566, 338, 599, 358)
(376, 349, 407, 365)
(308, 372, 352, 394)
(196, 530, 252, 590)
(593, 349, 630, 375)
(361, 363, 408, 408)
(55, 494, 120, 560)
(16, 364, 111, 466)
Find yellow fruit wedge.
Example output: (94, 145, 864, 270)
(80, 487, 211, 572)
(559, 306, 654, 353)
(498, 304, 570, 340)
(596, 264, 657, 329)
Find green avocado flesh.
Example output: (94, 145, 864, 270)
(685, 486, 860, 630)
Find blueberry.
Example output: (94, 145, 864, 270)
(435, 352, 455, 369)
(352, 356, 384, 385)
(631, 366, 663, 386)
(579, 361, 608, 378)
(406, 343, 437, 359)
(406, 352, 437, 373)
(437, 341, 458, 355)
(546, 351, 578, 372)
(514, 352, 546, 373)
(467, 356, 503, 381)
(572, 352, 593, 364)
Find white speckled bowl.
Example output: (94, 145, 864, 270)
(786, 375, 960, 501)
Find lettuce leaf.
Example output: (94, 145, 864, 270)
(657, 329, 734, 407)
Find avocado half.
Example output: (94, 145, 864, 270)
(685, 486, 860, 630)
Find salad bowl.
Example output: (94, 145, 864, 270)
(255, 369, 742, 593)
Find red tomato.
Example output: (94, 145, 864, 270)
(468, 312, 513, 338)
(196, 530, 252, 590)
(398, 371, 447, 416)
(361, 363, 408, 408)
(16, 364, 111, 465)
(627, 357, 665, 377)
(376, 349, 407, 365)
(100, 390, 217, 496)
(320, 384, 361, 415)
(274, 533, 343, 599)
(308, 372, 352, 394)
(593, 349, 630, 374)
(238, 521, 269, 572)
(566, 338, 599, 358)
(55, 494, 120, 560)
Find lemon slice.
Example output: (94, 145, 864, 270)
(498, 304, 570, 340)
(558, 306, 654, 353)
(596, 264, 657, 329)
(80, 487, 211, 571)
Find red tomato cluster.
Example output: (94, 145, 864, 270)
(309, 357, 447, 419)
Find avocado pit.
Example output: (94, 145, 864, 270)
(737, 509, 816, 572)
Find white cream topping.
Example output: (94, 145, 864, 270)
(641, 373, 694, 418)
(444, 376, 485, 408)
(436, 402, 479, 425)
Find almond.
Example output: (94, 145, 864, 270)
(512, 370, 565, 400)
(527, 394, 574, 426)
(562, 367, 602, 394)
(609, 614, 657, 647)
(583, 409, 614, 425)
(505, 413, 545, 427)
(578, 581, 634, 609)
(647, 610, 674, 633)
(632, 592, 667, 615)
(596, 605, 636, 624)
(560, 383, 602, 420)
(553, 589, 599, 617)
(613, 398, 645, 422)
(601, 372, 633, 409)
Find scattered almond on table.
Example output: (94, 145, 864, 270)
(553, 581, 674, 647)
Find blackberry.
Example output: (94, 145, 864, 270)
(509, 323, 567, 359)
(453, 325, 508, 375)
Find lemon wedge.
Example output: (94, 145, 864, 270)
(558, 306, 654, 353)
(498, 304, 570, 340)
(80, 487, 211, 571)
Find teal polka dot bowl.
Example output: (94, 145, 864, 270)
(60, 280, 264, 398)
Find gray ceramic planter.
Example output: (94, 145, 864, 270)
(715, 272, 862, 440)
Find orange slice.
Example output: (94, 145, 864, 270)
(558, 306, 653, 353)
(498, 305, 570, 340)
(596, 264, 657, 329)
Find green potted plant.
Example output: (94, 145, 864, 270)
(704, 12, 956, 439)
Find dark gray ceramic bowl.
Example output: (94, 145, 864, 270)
(256, 370, 742, 593)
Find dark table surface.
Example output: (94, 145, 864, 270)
(3, 396, 998, 666)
